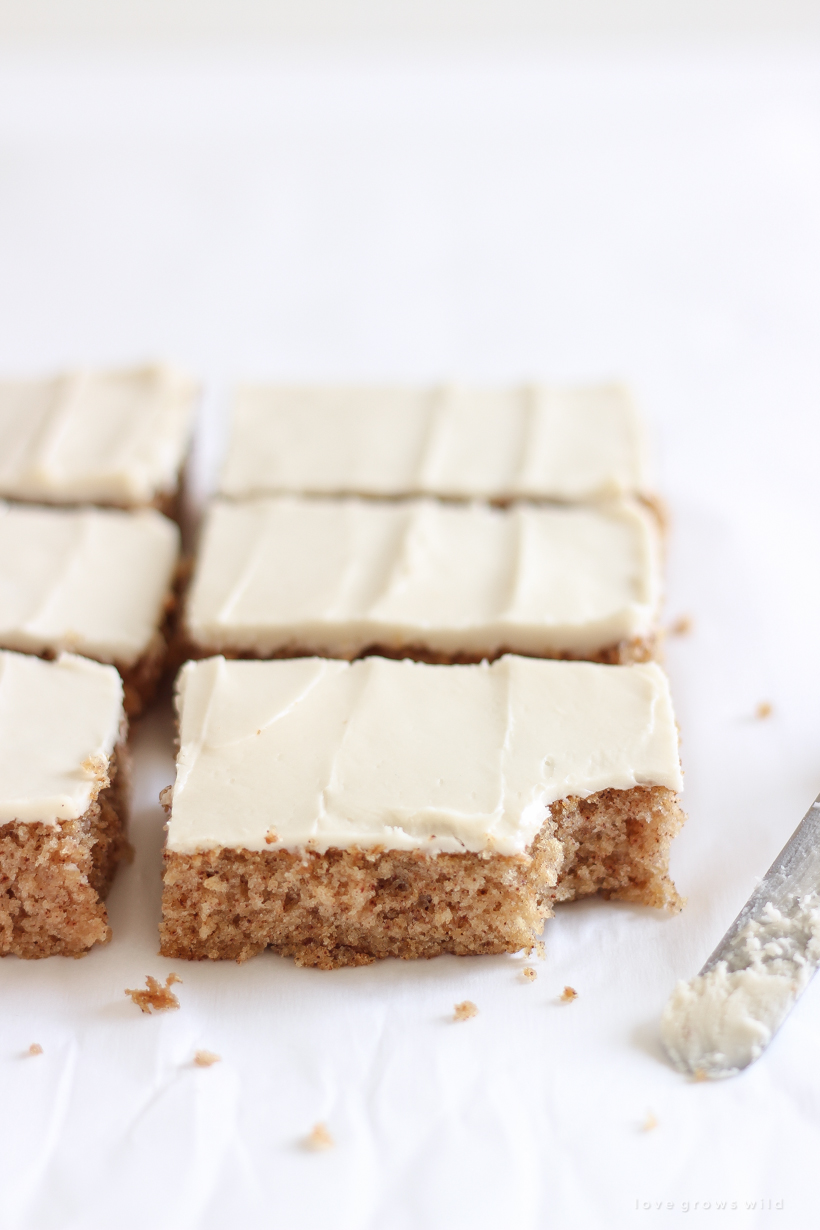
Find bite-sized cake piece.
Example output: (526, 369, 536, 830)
(160, 655, 685, 968)
(219, 383, 647, 503)
(0, 501, 180, 715)
(0, 364, 198, 512)
(0, 651, 129, 958)
(184, 496, 661, 664)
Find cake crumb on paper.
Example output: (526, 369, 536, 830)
(522, 966, 537, 982)
(453, 1000, 478, 1022)
(265, 827, 279, 844)
(559, 986, 578, 1003)
(304, 1123, 334, 1151)
(755, 701, 773, 720)
(26, 1043, 43, 1057)
(669, 615, 693, 637)
(641, 1110, 658, 1132)
(194, 1050, 220, 1067)
(125, 973, 182, 1014)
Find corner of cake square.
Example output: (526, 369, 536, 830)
(0, 651, 130, 958)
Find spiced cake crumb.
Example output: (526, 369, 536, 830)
(27, 1043, 43, 1057)
(265, 828, 279, 844)
(125, 973, 182, 1013)
(194, 1050, 220, 1067)
(522, 966, 537, 982)
(669, 615, 693, 637)
(305, 1123, 334, 1151)
(755, 701, 773, 720)
(453, 1000, 478, 1022)
(559, 986, 578, 1003)
(641, 1110, 658, 1132)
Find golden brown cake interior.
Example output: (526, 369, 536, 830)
(177, 634, 657, 670)
(159, 784, 683, 969)
(0, 744, 131, 959)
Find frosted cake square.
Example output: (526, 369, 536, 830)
(218, 383, 647, 504)
(160, 655, 685, 968)
(184, 495, 661, 665)
(0, 651, 129, 958)
(0, 364, 198, 512)
(0, 501, 180, 715)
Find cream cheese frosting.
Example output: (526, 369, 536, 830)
(0, 502, 180, 666)
(166, 655, 682, 856)
(218, 383, 647, 503)
(661, 897, 820, 1078)
(185, 496, 661, 659)
(0, 364, 198, 506)
(0, 650, 124, 825)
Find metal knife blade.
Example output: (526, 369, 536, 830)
(661, 790, 820, 1078)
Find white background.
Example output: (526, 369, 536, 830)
(2, 16, 820, 1230)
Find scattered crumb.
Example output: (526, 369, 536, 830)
(304, 1122, 334, 1151)
(535, 941, 545, 960)
(265, 827, 279, 844)
(755, 701, 773, 720)
(159, 785, 173, 814)
(81, 754, 110, 788)
(453, 1000, 478, 1022)
(669, 615, 693, 637)
(559, 986, 578, 1003)
(641, 1110, 658, 1132)
(522, 966, 537, 982)
(692, 1068, 709, 1083)
(26, 1043, 43, 1057)
(125, 973, 182, 1014)
(256, 729, 261, 736)
(194, 1050, 220, 1067)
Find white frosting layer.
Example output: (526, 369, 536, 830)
(219, 384, 647, 502)
(0, 502, 179, 667)
(186, 496, 660, 659)
(167, 655, 682, 856)
(661, 898, 820, 1078)
(0, 650, 124, 824)
(0, 364, 198, 505)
